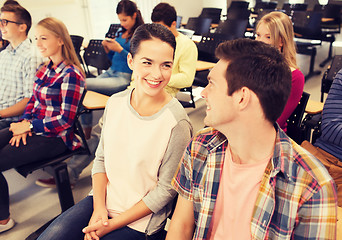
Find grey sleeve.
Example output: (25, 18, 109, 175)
(142, 119, 192, 213)
(91, 108, 107, 175)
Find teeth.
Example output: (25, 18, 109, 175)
(146, 80, 160, 85)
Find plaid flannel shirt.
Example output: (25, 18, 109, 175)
(172, 125, 337, 239)
(21, 60, 85, 150)
(0, 38, 41, 122)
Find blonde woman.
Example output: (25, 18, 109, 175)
(256, 11, 304, 132)
(0, 17, 85, 232)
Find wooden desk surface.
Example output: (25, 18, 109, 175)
(196, 60, 216, 71)
(83, 90, 110, 110)
(305, 99, 324, 114)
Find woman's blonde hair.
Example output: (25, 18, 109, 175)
(256, 11, 298, 69)
(37, 17, 85, 77)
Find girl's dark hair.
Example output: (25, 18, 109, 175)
(130, 23, 176, 58)
(116, 0, 144, 41)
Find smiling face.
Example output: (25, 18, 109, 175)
(128, 38, 174, 98)
(201, 60, 239, 129)
(0, 11, 25, 44)
(35, 25, 63, 61)
(118, 13, 136, 32)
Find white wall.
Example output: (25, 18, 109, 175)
(16, 0, 90, 40)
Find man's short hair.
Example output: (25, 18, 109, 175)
(1, 1, 32, 35)
(151, 2, 177, 27)
(215, 38, 292, 124)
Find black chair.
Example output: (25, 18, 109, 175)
(70, 35, 85, 71)
(320, 55, 342, 102)
(83, 39, 112, 77)
(314, 4, 341, 67)
(301, 112, 322, 144)
(226, 6, 250, 20)
(199, 7, 222, 24)
(178, 87, 196, 108)
(105, 23, 121, 39)
(176, 15, 182, 28)
(194, 33, 228, 87)
(282, 3, 308, 16)
(215, 18, 248, 39)
(229, 1, 249, 9)
(16, 90, 91, 240)
(286, 91, 310, 144)
(252, 1, 278, 14)
(185, 17, 212, 35)
(292, 10, 323, 80)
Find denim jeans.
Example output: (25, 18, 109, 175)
(38, 196, 166, 240)
(81, 70, 131, 128)
(86, 69, 131, 96)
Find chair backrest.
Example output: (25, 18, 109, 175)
(70, 35, 84, 64)
(199, 7, 222, 24)
(321, 55, 342, 100)
(226, 6, 250, 20)
(215, 18, 248, 39)
(253, 1, 278, 15)
(185, 17, 212, 35)
(292, 11, 322, 38)
(197, 33, 229, 62)
(229, 1, 249, 9)
(83, 39, 112, 76)
(286, 91, 310, 143)
(105, 24, 121, 39)
(282, 3, 308, 13)
(314, 3, 341, 30)
(176, 15, 183, 28)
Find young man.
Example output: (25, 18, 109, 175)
(0, 1, 40, 130)
(167, 39, 337, 239)
(302, 69, 342, 207)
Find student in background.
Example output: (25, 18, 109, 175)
(0, 17, 85, 233)
(166, 39, 337, 240)
(302, 69, 342, 207)
(130, 2, 198, 97)
(81, 0, 144, 139)
(0, 1, 41, 129)
(37, 23, 192, 240)
(256, 11, 305, 132)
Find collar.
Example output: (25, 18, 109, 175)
(268, 124, 295, 183)
(47, 60, 67, 74)
(5, 37, 30, 54)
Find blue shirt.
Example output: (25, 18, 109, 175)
(107, 31, 132, 74)
(315, 69, 342, 160)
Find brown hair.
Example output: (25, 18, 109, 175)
(37, 17, 85, 77)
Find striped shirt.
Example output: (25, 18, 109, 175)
(0, 38, 41, 122)
(172, 125, 337, 240)
(21, 60, 85, 150)
(315, 69, 342, 160)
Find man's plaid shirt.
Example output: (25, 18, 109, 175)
(172, 125, 337, 239)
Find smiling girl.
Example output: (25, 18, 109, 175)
(255, 11, 304, 132)
(38, 23, 192, 240)
(0, 17, 85, 232)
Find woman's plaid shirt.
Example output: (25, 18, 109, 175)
(172, 126, 337, 239)
(22, 60, 85, 150)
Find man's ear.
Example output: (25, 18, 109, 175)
(19, 24, 27, 34)
(171, 21, 177, 29)
(237, 87, 251, 110)
(127, 53, 133, 70)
